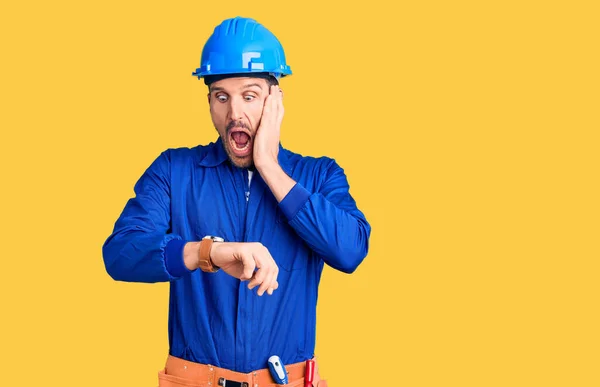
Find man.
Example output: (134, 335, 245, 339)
(102, 16, 371, 387)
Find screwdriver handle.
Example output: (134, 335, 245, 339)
(304, 359, 315, 387)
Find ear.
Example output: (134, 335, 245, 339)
(207, 93, 211, 103)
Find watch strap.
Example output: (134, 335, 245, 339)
(198, 238, 219, 273)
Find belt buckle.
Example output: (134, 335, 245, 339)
(218, 377, 249, 387)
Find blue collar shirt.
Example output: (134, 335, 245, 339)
(102, 138, 371, 373)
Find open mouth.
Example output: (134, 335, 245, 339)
(229, 129, 252, 157)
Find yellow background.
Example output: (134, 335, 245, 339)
(1, 0, 598, 386)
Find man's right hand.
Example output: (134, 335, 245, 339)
(185, 241, 279, 296)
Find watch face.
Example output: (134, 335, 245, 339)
(203, 235, 224, 242)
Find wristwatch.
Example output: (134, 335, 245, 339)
(198, 235, 224, 273)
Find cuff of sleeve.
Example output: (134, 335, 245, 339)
(165, 238, 192, 277)
(279, 183, 311, 221)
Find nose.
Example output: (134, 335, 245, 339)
(228, 97, 244, 122)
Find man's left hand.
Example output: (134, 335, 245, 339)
(253, 85, 284, 169)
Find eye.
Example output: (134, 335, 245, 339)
(244, 95, 256, 102)
(216, 94, 228, 102)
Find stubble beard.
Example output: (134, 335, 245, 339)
(217, 128, 255, 170)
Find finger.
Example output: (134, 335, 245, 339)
(257, 263, 276, 296)
(273, 88, 281, 129)
(269, 254, 279, 293)
(250, 245, 275, 295)
(276, 86, 284, 124)
(239, 252, 256, 281)
(267, 280, 279, 296)
(269, 86, 278, 121)
(248, 252, 269, 290)
(271, 84, 278, 107)
(247, 269, 262, 290)
(261, 94, 272, 117)
(275, 86, 281, 121)
(262, 250, 279, 296)
(259, 95, 276, 131)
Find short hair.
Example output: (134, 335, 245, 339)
(204, 72, 279, 90)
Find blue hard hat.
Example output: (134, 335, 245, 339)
(192, 16, 292, 80)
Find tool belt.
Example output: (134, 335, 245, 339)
(158, 355, 328, 387)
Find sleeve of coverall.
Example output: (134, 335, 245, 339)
(102, 150, 192, 283)
(278, 159, 372, 274)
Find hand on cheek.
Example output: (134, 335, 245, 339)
(254, 85, 284, 168)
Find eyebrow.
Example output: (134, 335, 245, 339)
(210, 83, 264, 93)
(241, 83, 263, 90)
